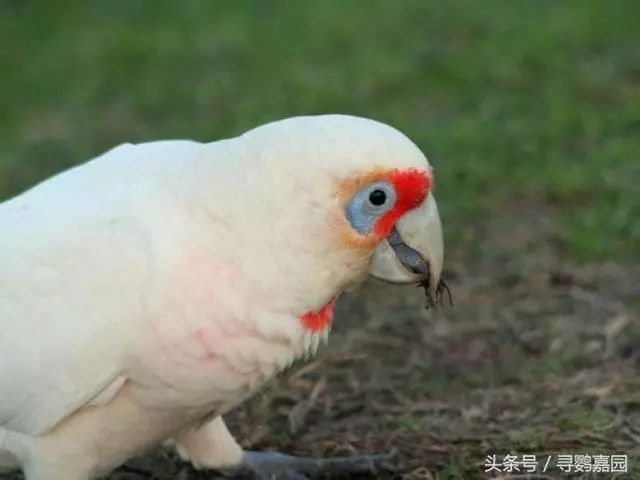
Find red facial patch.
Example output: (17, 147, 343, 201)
(300, 298, 336, 332)
(372, 169, 431, 238)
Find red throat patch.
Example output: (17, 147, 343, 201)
(300, 299, 336, 332)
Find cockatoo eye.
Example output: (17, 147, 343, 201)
(345, 181, 396, 235)
(368, 189, 387, 206)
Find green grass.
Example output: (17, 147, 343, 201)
(1, 1, 638, 259)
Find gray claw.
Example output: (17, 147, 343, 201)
(239, 451, 396, 479)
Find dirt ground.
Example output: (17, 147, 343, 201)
(4, 203, 639, 480)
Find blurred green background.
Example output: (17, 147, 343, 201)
(0, 0, 638, 259)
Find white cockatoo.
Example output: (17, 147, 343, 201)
(0, 115, 445, 480)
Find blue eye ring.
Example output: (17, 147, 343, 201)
(345, 181, 396, 235)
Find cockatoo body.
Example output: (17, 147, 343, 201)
(0, 115, 444, 479)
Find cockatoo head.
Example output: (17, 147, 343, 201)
(216, 114, 444, 331)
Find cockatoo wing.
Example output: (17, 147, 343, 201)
(0, 140, 204, 435)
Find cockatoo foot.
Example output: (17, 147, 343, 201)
(229, 450, 396, 479)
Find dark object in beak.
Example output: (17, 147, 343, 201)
(387, 227, 429, 276)
(419, 276, 453, 310)
(388, 226, 453, 309)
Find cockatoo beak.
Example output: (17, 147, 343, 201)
(369, 193, 444, 300)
